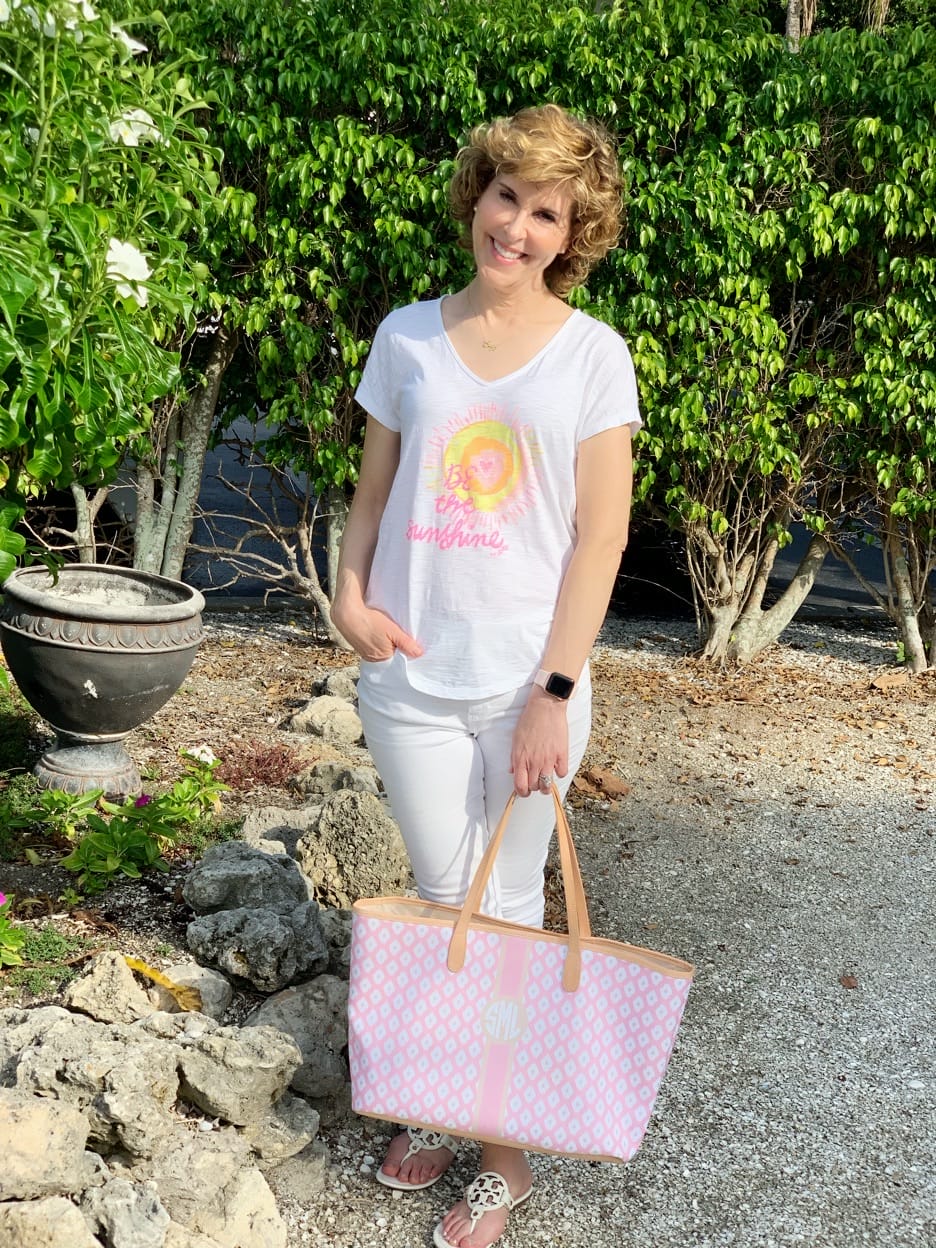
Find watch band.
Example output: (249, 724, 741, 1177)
(534, 669, 575, 701)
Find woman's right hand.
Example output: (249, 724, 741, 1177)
(330, 600, 423, 663)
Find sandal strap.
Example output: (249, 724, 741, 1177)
(463, 1171, 517, 1229)
(400, 1127, 458, 1164)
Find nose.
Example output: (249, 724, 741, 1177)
(502, 210, 527, 241)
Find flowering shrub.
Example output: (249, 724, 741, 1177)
(0, 0, 220, 577)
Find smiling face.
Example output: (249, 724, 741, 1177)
(471, 174, 573, 294)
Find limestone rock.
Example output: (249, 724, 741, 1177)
(165, 1224, 225, 1248)
(263, 1139, 330, 1200)
(136, 1127, 251, 1229)
(11, 1014, 179, 1159)
(322, 666, 360, 702)
(291, 760, 379, 800)
(80, 1176, 170, 1248)
(175, 1024, 301, 1125)
(145, 963, 233, 1021)
(136, 1010, 214, 1043)
(0, 1089, 92, 1200)
(288, 694, 363, 746)
(63, 951, 155, 1024)
(190, 1166, 286, 1248)
(245, 975, 348, 1099)
(239, 1091, 320, 1162)
(0, 1006, 74, 1083)
(0, 1195, 102, 1248)
(186, 901, 329, 992)
(318, 907, 353, 979)
(250, 837, 289, 856)
(182, 841, 310, 915)
(238, 805, 321, 856)
(295, 790, 409, 908)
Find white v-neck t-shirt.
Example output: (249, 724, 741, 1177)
(354, 297, 641, 698)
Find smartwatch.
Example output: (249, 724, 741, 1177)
(534, 669, 575, 701)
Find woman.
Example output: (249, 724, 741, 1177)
(332, 104, 641, 1248)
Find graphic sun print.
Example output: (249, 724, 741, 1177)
(404, 407, 540, 556)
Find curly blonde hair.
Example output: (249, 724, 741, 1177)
(449, 104, 623, 298)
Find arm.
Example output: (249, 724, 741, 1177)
(330, 416, 423, 661)
(511, 424, 635, 796)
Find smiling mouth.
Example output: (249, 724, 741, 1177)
(492, 239, 524, 261)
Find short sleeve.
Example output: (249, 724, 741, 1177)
(355, 318, 401, 432)
(576, 324, 642, 443)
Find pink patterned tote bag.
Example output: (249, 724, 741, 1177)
(348, 787, 693, 1162)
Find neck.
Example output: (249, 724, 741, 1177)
(466, 278, 559, 322)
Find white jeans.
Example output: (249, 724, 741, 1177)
(357, 654, 592, 927)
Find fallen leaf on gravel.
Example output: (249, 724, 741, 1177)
(73, 910, 120, 937)
(582, 766, 631, 798)
(839, 974, 859, 990)
(125, 957, 202, 1012)
(871, 671, 910, 690)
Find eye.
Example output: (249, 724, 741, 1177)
(537, 210, 558, 224)
(499, 188, 516, 203)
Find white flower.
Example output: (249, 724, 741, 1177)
(109, 108, 163, 147)
(185, 745, 218, 766)
(0, 1, 12, 24)
(105, 238, 151, 307)
(25, 126, 40, 145)
(111, 23, 147, 54)
(76, 0, 97, 17)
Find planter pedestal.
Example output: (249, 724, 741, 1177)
(0, 564, 205, 797)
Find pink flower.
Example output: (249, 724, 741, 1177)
(0, 892, 6, 908)
(135, 794, 152, 808)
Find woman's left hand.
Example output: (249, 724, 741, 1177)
(510, 688, 569, 798)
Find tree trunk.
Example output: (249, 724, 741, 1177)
(863, 0, 892, 33)
(295, 507, 352, 649)
(886, 526, 929, 673)
(325, 483, 348, 600)
(132, 324, 238, 579)
(786, 0, 802, 52)
(700, 602, 740, 662)
(728, 533, 830, 663)
(828, 513, 934, 674)
(68, 485, 114, 563)
(133, 404, 180, 574)
(159, 324, 238, 580)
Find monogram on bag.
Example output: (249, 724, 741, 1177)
(348, 787, 693, 1162)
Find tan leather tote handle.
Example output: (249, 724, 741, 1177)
(447, 784, 592, 992)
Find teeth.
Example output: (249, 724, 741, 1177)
(493, 239, 523, 260)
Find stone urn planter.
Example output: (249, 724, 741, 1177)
(0, 564, 205, 796)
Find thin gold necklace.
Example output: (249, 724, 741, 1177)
(466, 286, 498, 351)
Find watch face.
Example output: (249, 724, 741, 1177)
(545, 672, 575, 700)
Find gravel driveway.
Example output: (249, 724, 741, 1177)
(268, 616, 934, 1248)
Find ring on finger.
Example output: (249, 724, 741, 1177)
(538, 773, 554, 789)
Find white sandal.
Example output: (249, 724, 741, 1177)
(432, 1170, 533, 1248)
(375, 1127, 459, 1191)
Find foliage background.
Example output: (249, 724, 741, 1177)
(0, 0, 220, 577)
(2, 0, 934, 664)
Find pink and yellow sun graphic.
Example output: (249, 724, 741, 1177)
(427, 408, 539, 524)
